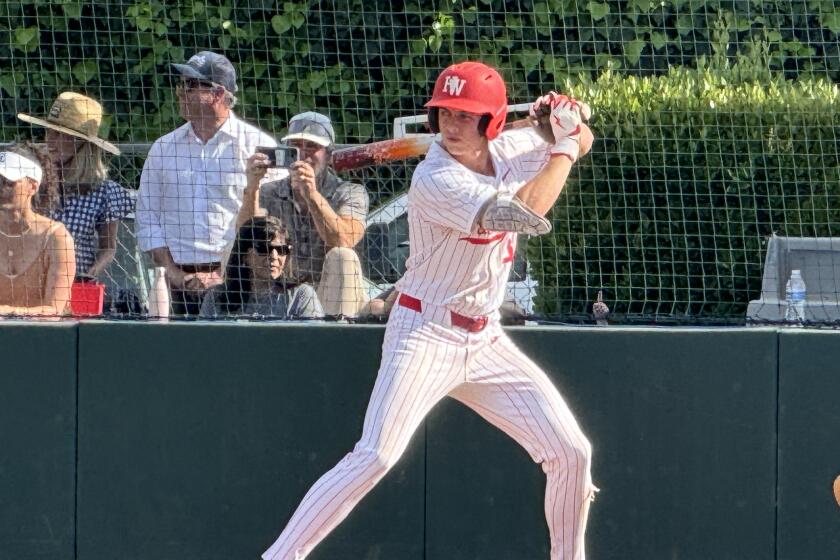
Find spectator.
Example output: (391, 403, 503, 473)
(0, 143, 76, 317)
(136, 51, 280, 317)
(357, 286, 397, 320)
(18, 92, 133, 281)
(239, 111, 369, 317)
(200, 216, 322, 319)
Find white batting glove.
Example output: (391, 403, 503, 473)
(530, 92, 583, 161)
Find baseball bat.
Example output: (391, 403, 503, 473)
(330, 102, 591, 172)
(330, 117, 532, 172)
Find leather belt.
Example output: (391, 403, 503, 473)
(397, 293, 488, 333)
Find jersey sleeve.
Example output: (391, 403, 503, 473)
(409, 162, 496, 234)
(494, 128, 552, 186)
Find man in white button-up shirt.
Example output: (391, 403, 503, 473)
(136, 51, 280, 317)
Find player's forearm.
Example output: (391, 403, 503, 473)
(515, 156, 574, 217)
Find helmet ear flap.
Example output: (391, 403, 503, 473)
(477, 115, 491, 137)
(428, 108, 439, 133)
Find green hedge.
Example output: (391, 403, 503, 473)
(531, 59, 840, 322)
(1, 0, 838, 145)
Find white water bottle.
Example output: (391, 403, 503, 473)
(784, 269, 806, 324)
(148, 267, 170, 320)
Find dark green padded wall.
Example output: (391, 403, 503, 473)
(76, 322, 424, 560)
(0, 323, 77, 560)
(777, 330, 840, 560)
(425, 328, 779, 560)
(5, 322, 837, 560)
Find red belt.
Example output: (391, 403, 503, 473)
(397, 293, 488, 333)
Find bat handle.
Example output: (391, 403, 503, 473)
(530, 105, 556, 144)
(529, 102, 592, 144)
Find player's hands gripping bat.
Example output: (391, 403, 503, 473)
(529, 92, 592, 161)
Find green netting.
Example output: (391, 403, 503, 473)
(1, 1, 839, 324)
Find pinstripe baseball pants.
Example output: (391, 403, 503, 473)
(263, 302, 595, 560)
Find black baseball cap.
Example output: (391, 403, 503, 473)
(171, 51, 238, 93)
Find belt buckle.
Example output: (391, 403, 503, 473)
(469, 316, 488, 333)
(451, 312, 488, 333)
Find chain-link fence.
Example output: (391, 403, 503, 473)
(1, 1, 839, 324)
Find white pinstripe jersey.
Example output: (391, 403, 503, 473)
(396, 128, 551, 317)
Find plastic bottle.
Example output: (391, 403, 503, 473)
(148, 267, 170, 320)
(784, 269, 806, 324)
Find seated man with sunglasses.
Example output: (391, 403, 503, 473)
(238, 111, 370, 318)
(199, 216, 323, 320)
(136, 51, 282, 317)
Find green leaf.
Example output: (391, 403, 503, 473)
(409, 38, 426, 55)
(821, 11, 840, 34)
(587, 2, 610, 21)
(624, 39, 645, 66)
(271, 14, 291, 35)
(72, 60, 98, 84)
(0, 74, 19, 97)
(62, 2, 82, 18)
(627, 0, 652, 11)
(152, 39, 171, 55)
(650, 32, 668, 51)
(305, 70, 327, 92)
(676, 15, 694, 36)
(169, 46, 185, 62)
(543, 56, 568, 77)
(13, 27, 39, 52)
(765, 30, 782, 42)
(513, 48, 544, 70)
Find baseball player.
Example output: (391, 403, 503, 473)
(263, 61, 596, 560)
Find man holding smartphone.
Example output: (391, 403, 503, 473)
(239, 111, 370, 317)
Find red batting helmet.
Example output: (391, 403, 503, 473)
(425, 61, 508, 140)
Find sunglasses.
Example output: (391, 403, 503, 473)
(176, 78, 216, 92)
(253, 242, 292, 257)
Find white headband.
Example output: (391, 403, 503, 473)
(0, 151, 43, 184)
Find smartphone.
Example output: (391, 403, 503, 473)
(256, 145, 300, 168)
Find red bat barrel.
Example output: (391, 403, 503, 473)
(331, 136, 435, 172)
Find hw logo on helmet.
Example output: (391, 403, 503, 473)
(442, 75, 467, 96)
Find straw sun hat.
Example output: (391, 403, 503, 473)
(17, 92, 120, 155)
